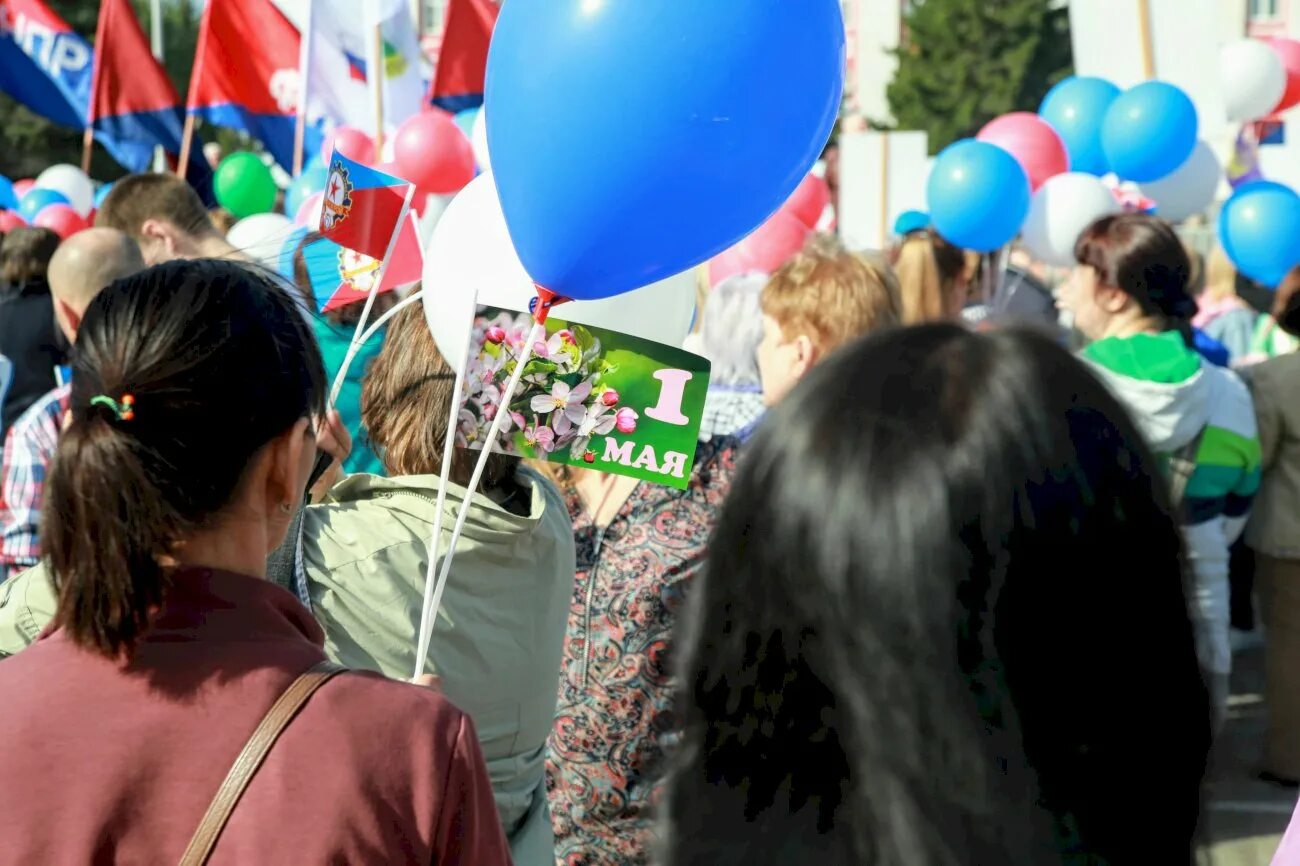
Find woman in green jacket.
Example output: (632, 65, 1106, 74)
(0, 305, 576, 866)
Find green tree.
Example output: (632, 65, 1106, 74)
(886, 0, 1073, 154)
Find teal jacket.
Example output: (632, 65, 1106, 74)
(314, 318, 386, 476)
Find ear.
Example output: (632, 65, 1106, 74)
(265, 418, 314, 517)
(138, 219, 178, 262)
(53, 297, 82, 343)
(792, 333, 818, 380)
(1097, 284, 1132, 315)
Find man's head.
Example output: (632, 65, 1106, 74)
(94, 173, 221, 265)
(47, 228, 145, 343)
(757, 238, 903, 406)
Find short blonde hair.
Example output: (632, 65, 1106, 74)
(761, 237, 902, 355)
(1203, 246, 1238, 302)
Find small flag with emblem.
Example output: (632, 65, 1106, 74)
(319, 151, 414, 261)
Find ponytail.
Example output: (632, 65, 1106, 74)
(44, 416, 185, 658)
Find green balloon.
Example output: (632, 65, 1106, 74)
(213, 152, 278, 219)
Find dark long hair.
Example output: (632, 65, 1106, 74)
(1075, 214, 1197, 344)
(667, 325, 1208, 865)
(44, 260, 325, 658)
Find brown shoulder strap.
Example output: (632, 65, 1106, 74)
(178, 660, 347, 866)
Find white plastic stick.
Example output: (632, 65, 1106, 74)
(410, 319, 545, 677)
(411, 293, 479, 678)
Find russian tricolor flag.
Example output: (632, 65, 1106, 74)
(90, 0, 211, 192)
(319, 151, 413, 261)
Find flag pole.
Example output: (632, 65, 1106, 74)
(150, 0, 167, 173)
(177, 113, 196, 178)
(1137, 0, 1155, 80)
(292, 0, 315, 177)
(81, 127, 94, 174)
(370, 16, 385, 156)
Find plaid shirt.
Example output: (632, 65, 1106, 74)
(1, 384, 69, 582)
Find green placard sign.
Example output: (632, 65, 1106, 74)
(457, 306, 711, 489)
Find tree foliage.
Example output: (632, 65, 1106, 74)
(887, 0, 1073, 154)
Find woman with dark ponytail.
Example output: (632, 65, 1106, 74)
(1056, 213, 1261, 735)
(0, 260, 509, 864)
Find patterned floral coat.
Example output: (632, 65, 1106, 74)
(546, 439, 738, 865)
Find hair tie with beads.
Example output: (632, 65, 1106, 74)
(90, 394, 136, 422)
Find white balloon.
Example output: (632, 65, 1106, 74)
(1222, 39, 1288, 123)
(1020, 173, 1121, 268)
(471, 107, 491, 174)
(422, 172, 697, 373)
(1138, 140, 1222, 222)
(34, 164, 95, 217)
(227, 213, 296, 270)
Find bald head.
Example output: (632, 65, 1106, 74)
(48, 228, 145, 343)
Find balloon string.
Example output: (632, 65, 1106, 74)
(411, 291, 478, 680)
(413, 317, 546, 675)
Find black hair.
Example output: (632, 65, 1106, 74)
(667, 324, 1208, 865)
(44, 259, 326, 658)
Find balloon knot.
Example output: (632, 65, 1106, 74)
(530, 286, 572, 324)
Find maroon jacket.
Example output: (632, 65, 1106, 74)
(0, 568, 511, 865)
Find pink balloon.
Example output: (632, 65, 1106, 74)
(321, 126, 376, 166)
(708, 210, 811, 287)
(12, 179, 35, 199)
(0, 210, 28, 232)
(295, 192, 325, 227)
(392, 110, 476, 195)
(1269, 37, 1300, 113)
(977, 112, 1068, 191)
(783, 174, 832, 229)
(33, 204, 88, 239)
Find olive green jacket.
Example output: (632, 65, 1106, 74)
(0, 468, 576, 866)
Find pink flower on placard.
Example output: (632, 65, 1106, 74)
(524, 423, 556, 453)
(531, 379, 593, 435)
(615, 407, 638, 434)
(485, 326, 506, 345)
(510, 411, 526, 430)
(601, 389, 620, 407)
(534, 330, 578, 364)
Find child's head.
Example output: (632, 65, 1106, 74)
(757, 237, 902, 405)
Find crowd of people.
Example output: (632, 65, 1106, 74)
(0, 168, 1298, 864)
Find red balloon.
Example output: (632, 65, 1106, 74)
(0, 210, 27, 232)
(708, 210, 811, 287)
(1269, 38, 1300, 113)
(11, 178, 35, 199)
(783, 173, 831, 229)
(33, 204, 88, 239)
(392, 110, 476, 196)
(295, 192, 324, 227)
(321, 126, 377, 166)
(977, 112, 1068, 191)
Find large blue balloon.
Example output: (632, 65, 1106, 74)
(927, 140, 1031, 253)
(285, 160, 328, 219)
(0, 175, 18, 211)
(1219, 183, 1300, 288)
(18, 188, 70, 223)
(485, 0, 844, 301)
(1101, 81, 1198, 183)
(1039, 76, 1121, 176)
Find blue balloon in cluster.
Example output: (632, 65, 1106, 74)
(285, 160, 328, 218)
(1219, 182, 1300, 288)
(0, 175, 18, 211)
(18, 188, 70, 223)
(93, 182, 115, 210)
(1039, 76, 1121, 176)
(1101, 81, 1198, 183)
(893, 209, 930, 236)
(927, 140, 1031, 253)
(485, 0, 845, 301)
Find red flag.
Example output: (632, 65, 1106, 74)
(318, 215, 423, 313)
(320, 151, 413, 261)
(428, 0, 499, 112)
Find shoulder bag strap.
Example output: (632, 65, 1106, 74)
(178, 660, 347, 866)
